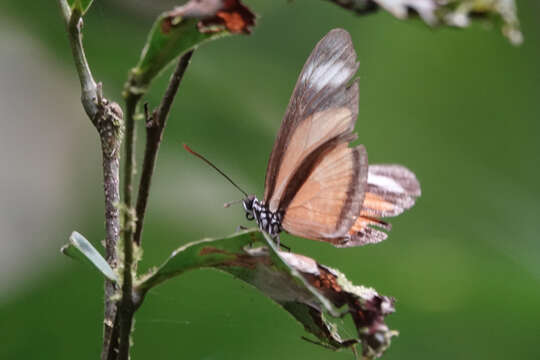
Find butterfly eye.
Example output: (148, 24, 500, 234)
(243, 196, 256, 221)
(242, 197, 253, 211)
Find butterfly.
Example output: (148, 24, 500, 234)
(186, 28, 420, 247)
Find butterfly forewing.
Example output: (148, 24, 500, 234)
(266, 106, 358, 212)
(264, 29, 360, 210)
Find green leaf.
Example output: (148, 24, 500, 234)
(137, 230, 327, 306)
(61, 231, 117, 282)
(137, 229, 397, 358)
(126, 16, 221, 95)
(125, 0, 255, 97)
(325, 0, 523, 45)
(67, 0, 94, 15)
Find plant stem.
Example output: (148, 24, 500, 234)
(59, 1, 98, 118)
(123, 93, 140, 230)
(118, 121, 136, 360)
(105, 313, 120, 360)
(120, 90, 139, 287)
(97, 95, 123, 360)
(114, 51, 195, 359)
(134, 50, 195, 246)
(117, 299, 135, 360)
(114, 60, 144, 360)
(58, 1, 122, 359)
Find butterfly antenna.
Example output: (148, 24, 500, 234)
(223, 199, 243, 208)
(183, 144, 249, 197)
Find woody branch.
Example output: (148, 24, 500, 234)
(58, 1, 123, 359)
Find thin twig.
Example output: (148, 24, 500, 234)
(58, 1, 122, 359)
(115, 47, 196, 358)
(105, 312, 120, 360)
(96, 93, 123, 360)
(114, 59, 144, 360)
(117, 300, 135, 360)
(118, 108, 136, 360)
(116, 53, 195, 353)
(122, 93, 140, 233)
(133, 50, 195, 246)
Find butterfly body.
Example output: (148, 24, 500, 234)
(243, 196, 283, 239)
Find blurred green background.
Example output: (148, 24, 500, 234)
(1, 1, 539, 359)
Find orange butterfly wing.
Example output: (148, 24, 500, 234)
(266, 106, 358, 212)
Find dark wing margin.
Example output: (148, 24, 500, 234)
(263, 28, 360, 203)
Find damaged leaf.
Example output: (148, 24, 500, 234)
(325, 0, 522, 45)
(278, 248, 398, 358)
(125, 0, 255, 97)
(137, 229, 396, 358)
(61, 231, 118, 282)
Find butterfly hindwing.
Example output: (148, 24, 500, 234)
(343, 165, 421, 247)
(363, 164, 421, 217)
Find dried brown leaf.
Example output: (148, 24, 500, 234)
(282, 252, 397, 358)
(167, 0, 255, 35)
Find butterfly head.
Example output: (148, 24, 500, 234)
(242, 195, 257, 221)
(182, 144, 286, 238)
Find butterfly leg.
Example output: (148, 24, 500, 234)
(272, 234, 291, 252)
(279, 241, 291, 252)
(236, 225, 248, 232)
